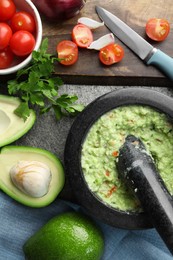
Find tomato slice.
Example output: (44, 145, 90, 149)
(72, 24, 93, 48)
(57, 40, 78, 66)
(0, 47, 14, 69)
(10, 30, 36, 56)
(10, 11, 36, 33)
(99, 43, 124, 65)
(0, 23, 12, 50)
(145, 18, 170, 41)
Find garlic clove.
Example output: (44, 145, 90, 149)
(87, 33, 115, 50)
(10, 161, 52, 198)
(78, 17, 104, 29)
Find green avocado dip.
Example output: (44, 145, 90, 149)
(81, 105, 173, 212)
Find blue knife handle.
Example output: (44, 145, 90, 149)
(147, 49, 173, 81)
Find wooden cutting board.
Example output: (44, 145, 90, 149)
(42, 0, 173, 86)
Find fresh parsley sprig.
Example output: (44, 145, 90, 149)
(7, 38, 84, 121)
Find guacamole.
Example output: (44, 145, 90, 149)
(81, 105, 173, 212)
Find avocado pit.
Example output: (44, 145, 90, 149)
(10, 161, 52, 198)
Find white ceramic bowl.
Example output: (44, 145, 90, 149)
(0, 0, 42, 75)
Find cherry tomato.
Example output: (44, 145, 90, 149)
(57, 40, 78, 66)
(10, 30, 36, 56)
(145, 18, 170, 41)
(72, 24, 93, 48)
(0, 0, 16, 22)
(10, 11, 36, 33)
(0, 47, 14, 69)
(99, 43, 124, 66)
(0, 23, 12, 50)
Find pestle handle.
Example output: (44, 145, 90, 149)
(117, 135, 173, 255)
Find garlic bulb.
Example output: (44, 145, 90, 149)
(10, 161, 52, 198)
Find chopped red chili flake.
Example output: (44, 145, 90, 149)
(105, 170, 110, 176)
(112, 150, 119, 157)
(106, 185, 117, 198)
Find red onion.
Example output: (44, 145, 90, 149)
(32, 0, 86, 21)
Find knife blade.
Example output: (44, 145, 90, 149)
(96, 6, 173, 81)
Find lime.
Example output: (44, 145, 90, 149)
(23, 211, 104, 260)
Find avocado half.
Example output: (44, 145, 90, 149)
(0, 146, 65, 207)
(0, 95, 36, 147)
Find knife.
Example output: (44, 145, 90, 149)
(96, 6, 173, 81)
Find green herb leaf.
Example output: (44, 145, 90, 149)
(14, 102, 31, 121)
(7, 38, 84, 121)
(8, 79, 20, 95)
(53, 105, 63, 120)
(66, 104, 85, 114)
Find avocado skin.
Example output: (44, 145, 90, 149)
(23, 212, 104, 260)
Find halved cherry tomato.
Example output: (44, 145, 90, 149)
(72, 24, 93, 48)
(0, 47, 14, 69)
(57, 40, 78, 66)
(10, 30, 36, 56)
(99, 43, 124, 65)
(0, 23, 12, 50)
(10, 11, 36, 33)
(145, 18, 170, 41)
(0, 0, 16, 22)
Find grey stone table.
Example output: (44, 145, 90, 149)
(12, 85, 173, 202)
